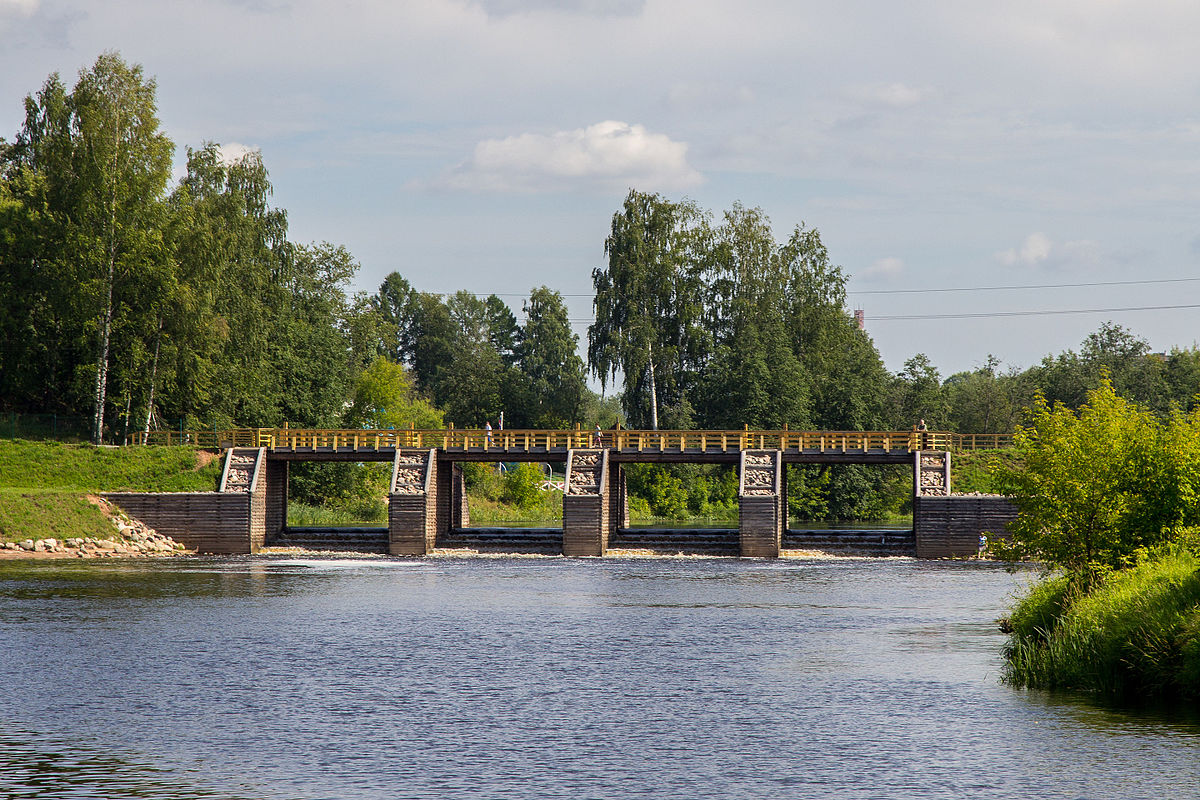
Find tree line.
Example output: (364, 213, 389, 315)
(3, 53, 1200, 452)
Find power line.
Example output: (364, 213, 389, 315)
(560, 300, 1200, 324)
(426, 275, 1200, 300)
(847, 276, 1200, 295)
(870, 303, 1200, 321)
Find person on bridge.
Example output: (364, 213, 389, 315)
(594, 424, 604, 448)
(485, 421, 493, 449)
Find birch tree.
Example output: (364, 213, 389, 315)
(69, 53, 172, 442)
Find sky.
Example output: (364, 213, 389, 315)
(2, 0, 1199, 379)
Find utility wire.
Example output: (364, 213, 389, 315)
(428, 275, 1200, 299)
(847, 276, 1200, 295)
(560, 301, 1200, 324)
(869, 303, 1200, 321)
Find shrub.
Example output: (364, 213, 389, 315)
(502, 463, 544, 509)
(1003, 546, 1200, 700)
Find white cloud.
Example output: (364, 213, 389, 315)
(437, 120, 702, 192)
(0, 0, 39, 15)
(997, 232, 1053, 267)
(217, 141, 260, 165)
(852, 82, 931, 108)
(862, 256, 904, 281)
(997, 232, 1102, 270)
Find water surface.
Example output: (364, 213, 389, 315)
(1, 556, 1197, 799)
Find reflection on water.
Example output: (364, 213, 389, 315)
(2, 557, 1199, 799)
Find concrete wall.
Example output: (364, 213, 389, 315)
(102, 492, 253, 554)
(914, 495, 1017, 558)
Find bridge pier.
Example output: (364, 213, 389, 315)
(607, 463, 628, 531)
(264, 459, 288, 545)
(739, 450, 783, 558)
(563, 449, 609, 556)
(388, 449, 438, 555)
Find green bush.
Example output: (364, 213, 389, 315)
(502, 463, 545, 509)
(1003, 545, 1200, 700)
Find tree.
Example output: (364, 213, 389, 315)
(373, 272, 419, 366)
(993, 379, 1199, 583)
(697, 204, 806, 429)
(517, 286, 587, 427)
(589, 189, 708, 429)
(344, 357, 443, 430)
(0, 54, 173, 442)
(70, 53, 173, 442)
(890, 353, 947, 429)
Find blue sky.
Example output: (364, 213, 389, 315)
(3, 0, 1199, 378)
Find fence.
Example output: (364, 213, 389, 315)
(128, 427, 1015, 452)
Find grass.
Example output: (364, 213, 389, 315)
(0, 439, 221, 492)
(0, 489, 120, 543)
(466, 493, 563, 526)
(0, 439, 222, 542)
(288, 502, 387, 527)
(951, 448, 1018, 494)
(1003, 548, 1200, 700)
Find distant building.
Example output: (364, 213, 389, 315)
(853, 309, 865, 330)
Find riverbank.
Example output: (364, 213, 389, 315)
(0, 495, 188, 558)
(1002, 545, 1200, 701)
(0, 439, 213, 553)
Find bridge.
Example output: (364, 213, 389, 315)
(111, 428, 1017, 559)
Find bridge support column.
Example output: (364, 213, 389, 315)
(739, 450, 782, 558)
(264, 459, 288, 544)
(452, 464, 470, 528)
(388, 449, 438, 555)
(563, 449, 609, 556)
(607, 463, 628, 532)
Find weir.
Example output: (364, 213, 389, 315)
(107, 428, 1018, 558)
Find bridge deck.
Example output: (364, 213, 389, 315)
(130, 427, 1011, 460)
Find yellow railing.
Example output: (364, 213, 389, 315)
(128, 428, 1013, 452)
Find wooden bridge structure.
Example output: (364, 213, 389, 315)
(110, 428, 1017, 559)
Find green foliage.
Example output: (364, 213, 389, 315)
(286, 501, 386, 527)
(624, 463, 738, 520)
(461, 462, 563, 524)
(517, 287, 587, 427)
(344, 357, 443, 430)
(1003, 545, 1200, 700)
(589, 190, 709, 430)
(787, 464, 908, 522)
(992, 379, 1200, 581)
(287, 462, 389, 520)
(502, 463, 545, 509)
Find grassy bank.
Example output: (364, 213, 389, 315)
(0, 439, 221, 542)
(0, 439, 222, 492)
(951, 448, 1017, 494)
(1002, 547, 1200, 701)
(0, 489, 124, 542)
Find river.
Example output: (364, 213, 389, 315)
(1, 555, 1198, 799)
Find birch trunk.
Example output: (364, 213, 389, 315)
(142, 317, 162, 434)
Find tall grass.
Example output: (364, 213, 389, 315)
(1003, 548, 1200, 700)
(287, 502, 387, 527)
